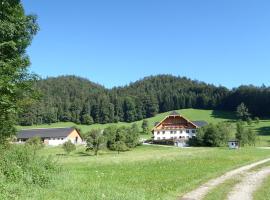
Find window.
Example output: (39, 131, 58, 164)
(61, 138, 64, 140)
(170, 131, 173, 134)
(157, 131, 160, 134)
(162, 131, 165, 134)
(163, 137, 166, 139)
(170, 137, 173, 139)
(192, 130, 196, 134)
(174, 131, 177, 134)
(186, 130, 190, 133)
(180, 130, 183, 134)
(157, 137, 160, 140)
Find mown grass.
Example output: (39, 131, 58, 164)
(15, 145, 270, 200)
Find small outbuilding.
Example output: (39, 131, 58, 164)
(228, 140, 239, 149)
(17, 127, 83, 146)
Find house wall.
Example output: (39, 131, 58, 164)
(66, 130, 83, 144)
(46, 138, 68, 146)
(17, 129, 83, 146)
(153, 129, 197, 140)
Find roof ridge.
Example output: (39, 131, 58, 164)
(21, 127, 73, 131)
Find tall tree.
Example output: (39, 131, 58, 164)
(0, 0, 38, 142)
(236, 103, 250, 120)
(86, 129, 106, 156)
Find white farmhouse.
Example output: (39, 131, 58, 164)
(152, 111, 207, 146)
(17, 127, 83, 146)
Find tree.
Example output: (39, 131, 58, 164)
(254, 117, 260, 125)
(0, 0, 39, 143)
(236, 121, 251, 146)
(86, 129, 106, 156)
(26, 136, 44, 151)
(123, 97, 136, 122)
(189, 122, 232, 147)
(247, 128, 256, 146)
(113, 141, 127, 154)
(62, 140, 76, 155)
(81, 114, 94, 125)
(246, 117, 252, 126)
(236, 121, 257, 146)
(141, 120, 150, 134)
(236, 103, 250, 121)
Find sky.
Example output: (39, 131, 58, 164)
(22, 0, 270, 88)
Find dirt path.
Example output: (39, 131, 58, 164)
(227, 167, 270, 200)
(179, 158, 270, 200)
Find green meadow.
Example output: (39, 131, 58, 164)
(18, 108, 270, 146)
(12, 145, 270, 200)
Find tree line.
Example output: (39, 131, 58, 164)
(18, 75, 270, 126)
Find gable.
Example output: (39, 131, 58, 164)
(67, 129, 83, 140)
(153, 115, 198, 130)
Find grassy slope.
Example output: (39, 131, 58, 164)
(17, 109, 232, 133)
(17, 108, 270, 146)
(19, 145, 270, 200)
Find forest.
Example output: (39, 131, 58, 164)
(18, 75, 270, 126)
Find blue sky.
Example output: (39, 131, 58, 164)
(22, 0, 270, 88)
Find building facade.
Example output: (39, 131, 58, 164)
(152, 111, 207, 142)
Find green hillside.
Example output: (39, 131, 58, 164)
(17, 109, 234, 133)
(17, 108, 270, 146)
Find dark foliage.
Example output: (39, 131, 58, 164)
(19, 75, 233, 125)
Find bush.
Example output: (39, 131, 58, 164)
(189, 122, 233, 147)
(0, 145, 59, 190)
(62, 140, 76, 155)
(103, 126, 140, 152)
(152, 139, 174, 146)
(86, 129, 106, 156)
(26, 136, 44, 150)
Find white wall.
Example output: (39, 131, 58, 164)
(153, 129, 196, 140)
(46, 137, 83, 146)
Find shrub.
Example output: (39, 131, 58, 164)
(189, 122, 233, 147)
(103, 126, 140, 152)
(26, 136, 44, 151)
(152, 139, 174, 146)
(62, 140, 76, 155)
(0, 145, 59, 199)
(86, 129, 106, 156)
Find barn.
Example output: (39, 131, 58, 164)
(17, 127, 83, 146)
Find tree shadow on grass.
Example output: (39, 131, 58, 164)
(76, 151, 93, 157)
(256, 126, 270, 136)
(210, 110, 237, 122)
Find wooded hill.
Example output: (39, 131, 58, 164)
(18, 75, 270, 125)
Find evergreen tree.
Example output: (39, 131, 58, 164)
(142, 120, 150, 134)
(236, 103, 250, 120)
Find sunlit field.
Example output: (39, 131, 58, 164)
(14, 145, 270, 200)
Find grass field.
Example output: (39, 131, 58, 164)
(17, 108, 270, 146)
(14, 145, 270, 200)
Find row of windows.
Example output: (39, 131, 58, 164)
(157, 136, 190, 140)
(50, 138, 64, 140)
(156, 130, 196, 134)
